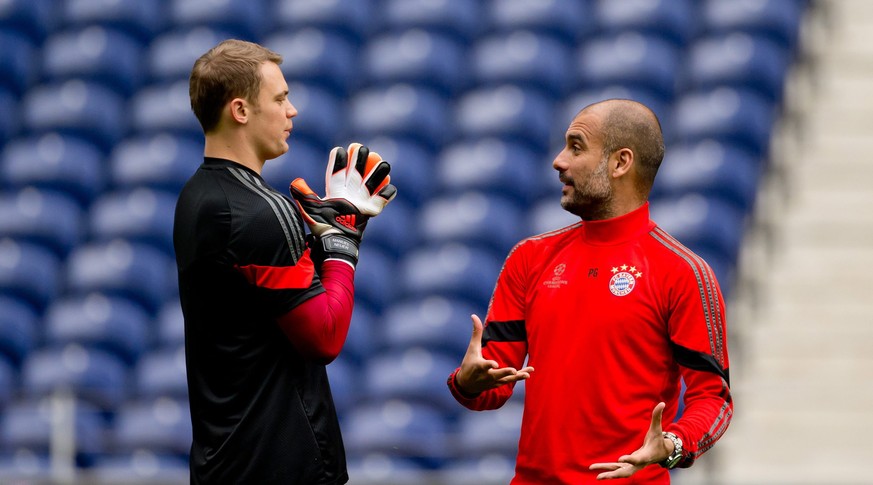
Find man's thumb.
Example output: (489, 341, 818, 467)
(469, 314, 485, 354)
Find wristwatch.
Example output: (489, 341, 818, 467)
(660, 431, 683, 469)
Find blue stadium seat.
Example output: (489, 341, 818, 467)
(454, 85, 554, 152)
(0, 30, 38, 95)
(0, 397, 106, 465)
(341, 304, 375, 365)
(0, 133, 106, 206)
(0, 450, 51, 482)
(60, 0, 167, 43)
(399, 243, 503, 309)
(0, 296, 38, 366)
(672, 87, 776, 158)
(22, 81, 127, 152)
(527, 197, 581, 236)
(265, 28, 359, 97)
(41, 27, 144, 95)
(343, 400, 450, 464)
(43, 293, 151, 366)
(575, 32, 682, 104)
(64, 239, 175, 314)
(156, 299, 184, 348)
(0, 355, 13, 407)
(260, 138, 324, 193)
(326, 355, 358, 417)
(21, 344, 129, 410)
(355, 246, 399, 312)
(0, 188, 84, 257)
(439, 453, 517, 485)
(380, 0, 483, 42)
(486, 0, 594, 44)
(146, 27, 238, 84)
(168, 0, 268, 40)
(437, 138, 541, 205)
(362, 29, 468, 96)
(0, 0, 58, 42)
(358, 196, 418, 256)
(471, 31, 572, 98)
(419, 192, 527, 255)
(89, 188, 178, 256)
(346, 453, 430, 484)
(273, 0, 374, 43)
(701, 0, 807, 52)
(0, 88, 19, 144)
(652, 139, 762, 214)
(594, 0, 698, 47)
(0, 239, 61, 312)
(453, 400, 523, 458)
(109, 133, 203, 192)
(134, 345, 187, 400)
(130, 79, 202, 140)
(363, 347, 460, 412)
(285, 82, 344, 149)
(111, 397, 192, 457)
(355, 136, 438, 207)
(682, 33, 792, 104)
(349, 84, 450, 150)
(381, 296, 475, 356)
(89, 452, 189, 484)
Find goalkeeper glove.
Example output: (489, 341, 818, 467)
(290, 143, 396, 266)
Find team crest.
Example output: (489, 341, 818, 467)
(609, 264, 643, 296)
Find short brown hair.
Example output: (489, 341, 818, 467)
(189, 39, 283, 133)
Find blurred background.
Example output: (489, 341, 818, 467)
(1, 0, 870, 484)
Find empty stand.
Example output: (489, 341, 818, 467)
(0, 296, 38, 366)
(437, 138, 541, 204)
(111, 397, 192, 457)
(454, 85, 554, 153)
(89, 188, 178, 256)
(486, 0, 594, 44)
(0, 30, 38, 95)
(418, 191, 526, 254)
(349, 84, 450, 150)
(273, 0, 374, 43)
(266, 28, 359, 96)
(399, 243, 503, 308)
(130, 79, 202, 140)
(133, 345, 187, 400)
(60, 0, 167, 42)
(0, 188, 84, 257)
(471, 31, 572, 97)
(380, 296, 475, 356)
(594, 0, 698, 47)
(41, 27, 144, 95)
(701, 0, 806, 52)
(109, 133, 203, 192)
(146, 27, 238, 83)
(0, 239, 61, 312)
(379, 0, 483, 42)
(362, 347, 460, 411)
(168, 0, 268, 41)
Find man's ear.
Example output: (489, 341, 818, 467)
(229, 98, 249, 125)
(611, 148, 634, 178)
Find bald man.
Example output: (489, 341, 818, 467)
(448, 99, 732, 484)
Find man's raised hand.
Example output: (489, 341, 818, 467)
(454, 314, 534, 396)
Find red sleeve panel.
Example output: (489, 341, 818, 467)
(652, 227, 733, 468)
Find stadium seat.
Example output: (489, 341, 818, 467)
(259, 138, 325, 193)
(381, 295, 474, 356)
(357, 196, 418, 256)
(0, 296, 38, 366)
(0, 88, 18, 144)
(379, 0, 484, 42)
(339, 305, 375, 365)
(89, 188, 178, 256)
(362, 347, 460, 412)
(343, 399, 450, 465)
(453, 401, 524, 456)
(439, 453, 517, 485)
(130, 79, 202, 140)
(0, 450, 51, 482)
(273, 0, 375, 43)
(348, 84, 450, 150)
(419, 192, 526, 255)
(43, 293, 151, 366)
(21, 344, 129, 410)
(284, 82, 344, 149)
(362, 29, 468, 96)
(41, 27, 144, 95)
(22, 81, 127, 153)
(265, 28, 359, 97)
(471, 31, 572, 98)
(60, 0, 167, 42)
(701, 0, 807, 52)
(168, 0, 268, 41)
(111, 397, 192, 457)
(156, 299, 184, 348)
(0, 30, 38, 95)
(133, 345, 187, 400)
(346, 453, 430, 484)
(109, 133, 203, 192)
(436, 138, 541, 204)
(354, 136, 438, 207)
(454, 85, 554, 153)
(672, 87, 776, 158)
(0, 239, 61, 312)
(0, 133, 105, 206)
(526, 197, 582, 236)
(88, 451, 189, 485)
(682, 32, 792, 104)
(355, 246, 399, 312)
(652, 138, 762, 214)
(486, 0, 594, 44)
(594, 0, 698, 47)
(0, 187, 84, 257)
(326, 355, 358, 418)
(0, 356, 13, 407)
(398, 243, 503, 310)
(0, 0, 58, 42)
(0, 397, 106, 466)
(146, 27, 238, 84)
(575, 32, 682, 104)
(64, 239, 175, 314)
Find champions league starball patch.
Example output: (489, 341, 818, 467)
(609, 264, 643, 296)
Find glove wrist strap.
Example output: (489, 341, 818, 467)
(319, 234, 359, 266)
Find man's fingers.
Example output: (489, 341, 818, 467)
(589, 462, 634, 480)
(589, 463, 622, 471)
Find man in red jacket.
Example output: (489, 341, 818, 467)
(448, 99, 732, 484)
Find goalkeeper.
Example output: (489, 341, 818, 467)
(175, 40, 395, 485)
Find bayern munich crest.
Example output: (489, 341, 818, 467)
(609, 264, 643, 296)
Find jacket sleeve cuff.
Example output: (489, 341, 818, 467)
(447, 367, 481, 407)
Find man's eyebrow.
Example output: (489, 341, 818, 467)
(567, 132, 585, 144)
